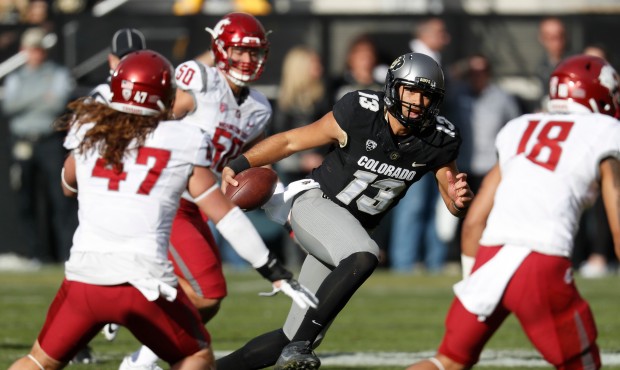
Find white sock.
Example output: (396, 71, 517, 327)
(130, 345, 159, 366)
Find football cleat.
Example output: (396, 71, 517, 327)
(119, 356, 163, 370)
(71, 345, 95, 364)
(102, 323, 120, 341)
(274, 341, 321, 370)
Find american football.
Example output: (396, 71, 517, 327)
(225, 167, 278, 211)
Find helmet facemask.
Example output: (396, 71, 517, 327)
(217, 44, 267, 86)
(386, 78, 443, 129)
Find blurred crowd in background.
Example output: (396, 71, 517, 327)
(0, 0, 618, 279)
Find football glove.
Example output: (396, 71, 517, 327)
(260, 278, 319, 310)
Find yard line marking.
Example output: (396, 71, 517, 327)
(215, 350, 620, 367)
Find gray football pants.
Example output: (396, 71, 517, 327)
(282, 188, 380, 342)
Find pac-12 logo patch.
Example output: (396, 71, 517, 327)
(365, 140, 377, 151)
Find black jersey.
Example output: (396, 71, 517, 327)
(310, 90, 461, 229)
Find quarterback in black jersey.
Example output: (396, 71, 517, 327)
(218, 52, 473, 370)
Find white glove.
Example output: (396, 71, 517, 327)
(259, 278, 319, 309)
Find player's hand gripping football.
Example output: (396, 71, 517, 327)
(447, 170, 473, 213)
(255, 252, 319, 310)
(220, 166, 236, 193)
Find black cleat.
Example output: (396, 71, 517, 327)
(274, 341, 321, 370)
(71, 345, 95, 364)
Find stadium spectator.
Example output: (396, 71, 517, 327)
(405, 54, 620, 370)
(332, 34, 384, 102)
(575, 43, 616, 278)
(70, 27, 148, 365)
(447, 53, 521, 194)
(388, 17, 451, 274)
(272, 45, 331, 268)
(408, 17, 450, 65)
(7, 50, 315, 370)
(119, 12, 277, 370)
(583, 43, 608, 61)
(90, 28, 147, 104)
(536, 17, 572, 110)
(273, 46, 330, 185)
(438, 53, 521, 266)
(2, 27, 75, 264)
(23, 0, 48, 26)
(216, 52, 472, 370)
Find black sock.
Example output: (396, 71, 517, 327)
(292, 252, 378, 342)
(216, 329, 290, 370)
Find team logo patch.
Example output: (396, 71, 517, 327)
(365, 140, 377, 151)
(122, 88, 132, 101)
(121, 80, 134, 89)
(213, 18, 232, 37)
(390, 55, 405, 71)
(121, 80, 133, 101)
(599, 64, 618, 92)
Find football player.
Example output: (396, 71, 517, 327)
(90, 28, 147, 105)
(86, 28, 148, 350)
(120, 12, 278, 370)
(406, 54, 620, 370)
(217, 52, 473, 370)
(8, 51, 316, 370)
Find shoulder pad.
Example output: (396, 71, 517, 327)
(175, 60, 209, 92)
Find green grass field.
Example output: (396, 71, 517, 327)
(1, 266, 618, 369)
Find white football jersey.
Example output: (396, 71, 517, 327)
(63, 120, 212, 291)
(480, 112, 620, 257)
(175, 60, 271, 175)
(90, 82, 112, 105)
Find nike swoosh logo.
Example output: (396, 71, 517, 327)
(412, 162, 427, 167)
(312, 320, 323, 327)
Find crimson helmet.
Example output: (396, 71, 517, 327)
(206, 12, 270, 86)
(548, 54, 620, 118)
(384, 53, 445, 129)
(109, 50, 176, 116)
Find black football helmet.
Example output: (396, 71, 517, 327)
(384, 52, 445, 129)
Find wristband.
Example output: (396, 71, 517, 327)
(61, 168, 78, 193)
(256, 252, 293, 282)
(461, 254, 475, 279)
(227, 154, 251, 174)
